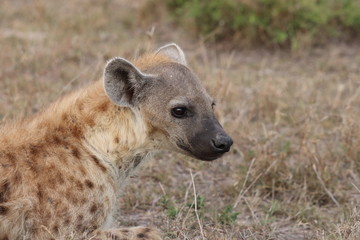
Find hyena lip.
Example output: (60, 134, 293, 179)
(195, 152, 225, 161)
(176, 143, 224, 161)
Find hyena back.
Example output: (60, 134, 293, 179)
(0, 44, 232, 240)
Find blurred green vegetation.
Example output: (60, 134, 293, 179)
(165, 0, 360, 48)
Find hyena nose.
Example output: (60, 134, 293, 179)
(212, 134, 233, 153)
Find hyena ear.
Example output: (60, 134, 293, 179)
(156, 43, 187, 65)
(104, 57, 151, 108)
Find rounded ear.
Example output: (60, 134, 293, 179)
(156, 43, 187, 65)
(103, 57, 151, 107)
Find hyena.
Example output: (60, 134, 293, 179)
(0, 44, 233, 240)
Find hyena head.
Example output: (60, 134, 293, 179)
(104, 43, 232, 161)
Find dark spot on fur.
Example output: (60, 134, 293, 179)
(44, 212, 52, 222)
(65, 190, 71, 200)
(70, 197, 79, 205)
(83, 113, 96, 127)
(85, 180, 94, 189)
(62, 113, 68, 121)
(69, 175, 75, 182)
(137, 233, 146, 238)
(121, 229, 129, 233)
(29, 144, 40, 156)
(90, 204, 97, 214)
(53, 135, 62, 145)
(71, 125, 83, 139)
(114, 136, 119, 144)
(13, 171, 22, 184)
(47, 197, 54, 204)
(60, 205, 69, 213)
(0, 181, 10, 203)
(64, 188, 79, 205)
(60, 156, 68, 164)
(55, 126, 65, 135)
(77, 214, 84, 222)
(80, 198, 86, 205)
(52, 225, 59, 234)
(97, 101, 109, 112)
(72, 148, 81, 159)
(48, 178, 56, 189)
(5, 153, 16, 162)
(78, 102, 84, 111)
(28, 163, 39, 174)
(144, 228, 151, 233)
(64, 217, 70, 225)
(63, 141, 69, 150)
(75, 180, 84, 191)
(79, 165, 87, 176)
(57, 172, 65, 184)
(37, 184, 44, 202)
(76, 224, 84, 232)
(90, 155, 107, 173)
(0, 205, 9, 215)
(2, 236, 9, 240)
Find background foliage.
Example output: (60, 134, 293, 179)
(166, 0, 360, 48)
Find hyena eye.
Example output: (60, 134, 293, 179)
(171, 107, 187, 118)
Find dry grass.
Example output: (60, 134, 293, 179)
(1, 1, 360, 239)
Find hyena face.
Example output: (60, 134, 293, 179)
(104, 44, 232, 161)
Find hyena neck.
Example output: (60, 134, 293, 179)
(31, 80, 153, 172)
(74, 81, 153, 175)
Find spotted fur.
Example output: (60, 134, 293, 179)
(0, 43, 232, 240)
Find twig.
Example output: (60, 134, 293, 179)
(181, 173, 202, 230)
(238, 158, 256, 197)
(159, 182, 166, 196)
(177, 179, 193, 223)
(351, 181, 360, 194)
(41, 225, 56, 239)
(312, 162, 340, 207)
(181, 201, 193, 230)
(243, 197, 260, 225)
(189, 169, 205, 240)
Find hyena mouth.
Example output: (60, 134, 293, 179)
(176, 142, 192, 153)
(176, 142, 224, 161)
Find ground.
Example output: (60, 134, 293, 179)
(1, 0, 360, 239)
